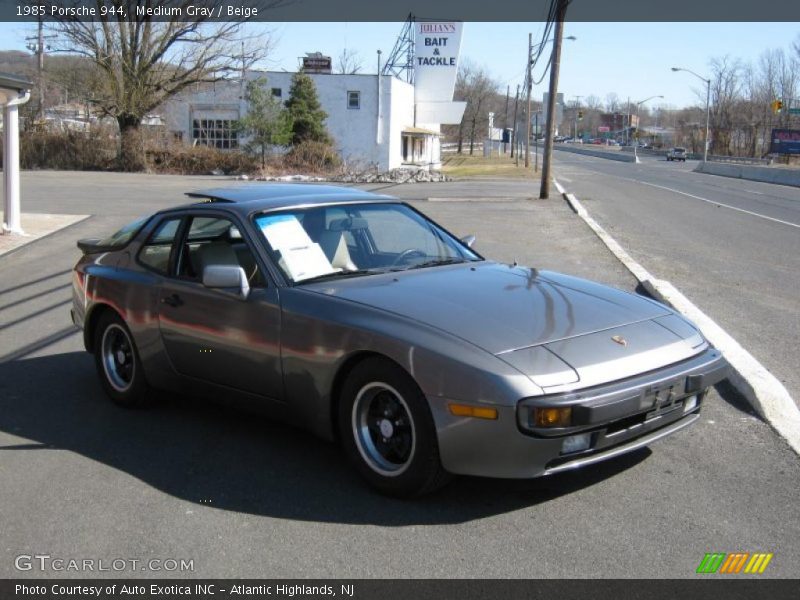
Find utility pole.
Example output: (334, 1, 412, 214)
(626, 96, 631, 145)
(525, 32, 532, 168)
(534, 112, 539, 172)
(511, 84, 519, 166)
(504, 85, 510, 153)
(540, 0, 568, 199)
(512, 84, 520, 161)
(25, 18, 54, 120)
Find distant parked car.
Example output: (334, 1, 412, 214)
(667, 147, 687, 162)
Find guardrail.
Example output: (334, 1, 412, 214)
(708, 154, 773, 165)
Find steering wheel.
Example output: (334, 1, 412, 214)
(391, 248, 427, 267)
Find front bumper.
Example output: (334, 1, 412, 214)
(431, 347, 729, 479)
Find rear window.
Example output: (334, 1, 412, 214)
(98, 216, 149, 248)
(674, 147, 686, 152)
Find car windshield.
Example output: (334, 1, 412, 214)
(253, 202, 481, 283)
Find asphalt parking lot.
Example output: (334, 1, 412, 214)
(1, 171, 798, 578)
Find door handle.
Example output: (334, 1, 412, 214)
(161, 293, 183, 307)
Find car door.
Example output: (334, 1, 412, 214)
(155, 213, 283, 401)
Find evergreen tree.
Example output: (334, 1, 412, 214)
(284, 71, 332, 145)
(237, 78, 294, 168)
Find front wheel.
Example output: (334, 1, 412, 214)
(338, 358, 450, 497)
(94, 311, 152, 408)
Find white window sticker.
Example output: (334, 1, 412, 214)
(259, 215, 338, 281)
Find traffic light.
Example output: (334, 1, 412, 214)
(577, 110, 584, 120)
(772, 99, 783, 114)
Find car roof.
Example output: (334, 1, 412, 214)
(176, 183, 397, 216)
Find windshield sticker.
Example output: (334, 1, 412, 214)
(257, 215, 338, 281)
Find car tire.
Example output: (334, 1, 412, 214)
(338, 357, 450, 497)
(94, 311, 152, 408)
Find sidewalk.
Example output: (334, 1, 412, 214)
(0, 211, 89, 257)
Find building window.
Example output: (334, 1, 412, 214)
(271, 88, 282, 98)
(191, 119, 239, 149)
(347, 91, 360, 110)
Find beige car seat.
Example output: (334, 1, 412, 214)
(317, 230, 357, 271)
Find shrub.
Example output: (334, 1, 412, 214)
(283, 141, 342, 173)
(145, 143, 259, 175)
(18, 127, 117, 170)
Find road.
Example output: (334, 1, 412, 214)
(0, 171, 798, 579)
(552, 151, 800, 406)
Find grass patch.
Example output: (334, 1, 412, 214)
(441, 152, 538, 179)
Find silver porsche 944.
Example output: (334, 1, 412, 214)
(71, 184, 729, 497)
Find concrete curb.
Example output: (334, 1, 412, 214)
(554, 177, 800, 455)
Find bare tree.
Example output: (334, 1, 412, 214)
(706, 56, 745, 155)
(336, 48, 363, 75)
(605, 92, 620, 113)
(49, 1, 279, 170)
(584, 95, 602, 111)
(453, 59, 499, 154)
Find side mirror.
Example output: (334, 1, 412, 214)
(202, 264, 250, 299)
(460, 234, 476, 248)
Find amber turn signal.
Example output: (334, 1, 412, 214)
(448, 403, 498, 420)
(532, 406, 572, 428)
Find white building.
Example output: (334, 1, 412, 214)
(159, 22, 467, 171)
(160, 71, 431, 171)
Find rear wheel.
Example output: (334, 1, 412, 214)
(338, 358, 450, 497)
(94, 311, 152, 408)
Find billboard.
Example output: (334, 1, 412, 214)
(414, 21, 463, 103)
(769, 129, 800, 155)
(413, 21, 466, 125)
(302, 53, 332, 74)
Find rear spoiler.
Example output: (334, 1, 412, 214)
(77, 238, 117, 254)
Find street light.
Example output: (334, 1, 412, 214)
(530, 35, 577, 58)
(672, 67, 711, 162)
(633, 95, 664, 163)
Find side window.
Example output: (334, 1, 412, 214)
(138, 218, 181, 274)
(179, 216, 266, 287)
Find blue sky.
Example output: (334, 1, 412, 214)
(1, 21, 797, 109)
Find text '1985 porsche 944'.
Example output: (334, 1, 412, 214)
(72, 184, 729, 496)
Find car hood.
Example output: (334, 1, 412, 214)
(308, 262, 706, 390)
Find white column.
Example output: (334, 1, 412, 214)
(3, 91, 30, 235)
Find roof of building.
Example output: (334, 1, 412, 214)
(181, 183, 397, 214)
(402, 127, 441, 136)
(0, 72, 33, 92)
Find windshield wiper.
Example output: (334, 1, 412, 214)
(296, 269, 378, 285)
(405, 257, 469, 270)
